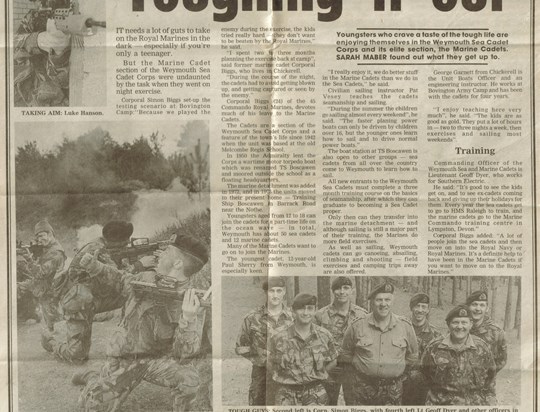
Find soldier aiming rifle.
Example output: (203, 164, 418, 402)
(74, 231, 211, 412)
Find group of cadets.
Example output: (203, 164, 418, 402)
(236, 276, 507, 406)
(18, 220, 211, 412)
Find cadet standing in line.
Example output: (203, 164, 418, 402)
(18, 220, 66, 338)
(421, 305, 497, 405)
(402, 292, 441, 405)
(269, 293, 338, 406)
(313, 276, 367, 405)
(340, 282, 418, 405)
(467, 290, 508, 373)
(235, 277, 294, 405)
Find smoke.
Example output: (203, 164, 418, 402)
(130, 178, 209, 238)
(76, 224, 103, 249)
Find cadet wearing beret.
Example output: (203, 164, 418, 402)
(466, 290, 507, 373)
(76, 231, 210, 411)
(42, 220, 135, 362)
(402, 292, 441, 405)
(236, 277, 293, 405)
(340, 282, 418, 405)
(421, 305, 497, 405)
(313, 276, 367, 405)
(269, 293, 338, 406)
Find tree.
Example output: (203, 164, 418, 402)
(490, 278, 499, 320)
(514, 278, 521, 338)
(503, 276, 514, 330)
(317, 277, 331, 308)
(436, 276, 443, 307)
(451, 276, 458, 304)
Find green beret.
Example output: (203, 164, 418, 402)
(368, 282, 394, 300)
(410, 293, 430, 309)
(292, 293, 317, 310)
(446, 305, 472, 323)
(102, 221, 133, 244)
(331, 276, 353, 291)
(170, 232, 208, 264)
(262, 276, 285, 291)
(466, 290, 488, 305)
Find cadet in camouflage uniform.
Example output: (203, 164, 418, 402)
(18, 220, 66, 336)
(402, 292, 442, 405)
(76, 232, 209, 412)
(340, 282, 419, 405)
(235, 276, 293, 405)
(421, 305, 497, 405)
(467, 290, 507, 373)
(313, 276, 367, 405)
(269, 293, 338, 406)
(43, 221, 142, 362)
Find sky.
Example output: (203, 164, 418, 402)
(15, 121, 206, 157)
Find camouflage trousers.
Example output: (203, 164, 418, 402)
(402, 370, 428, 405)
(323, 366, 355, 406)
(78, 356, 200, 412)
(39, 295, 61, 332)
(275, 381, 328, 406)
(350, 373, 403, 405)
(50, 284, 125, 362)
(425, 389, 496, 406)
(249, 365, 276, 405)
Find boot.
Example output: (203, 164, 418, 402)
(40, 330, 54, 353)
(72, 370, 99, 386)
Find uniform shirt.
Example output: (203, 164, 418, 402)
(470, 316, 507, 372)
(20, 238, 66, 297)
(421, 334, 496, 405)
(236, 304, 294, 367)
(106, 271, 204, 360)
(341, 312, 419, 379)
(314, 301, 367, 350)
(269, 323, 338, 385)
(412, 319, 442, 357)
(68, 238, 128, 300)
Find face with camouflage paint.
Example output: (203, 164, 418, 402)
(412, 302, 429, 324)
(332, 284, 353, 304)
(35, 231, 53, 247)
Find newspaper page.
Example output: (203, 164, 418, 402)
(1, 0, 537, 411)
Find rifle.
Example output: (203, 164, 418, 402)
(16, 240, 43, 260)
(131, 277, 211, 308)
(107, 238, 169, 268)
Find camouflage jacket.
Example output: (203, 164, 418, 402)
(341, 313, 419, 379)
(421, 334, 497, 405)
(106, 270, 204, 360)
(314, 302, 367, 352)
(20, 238, 66, 298)
(470, 316, 507, 372)
(412, 319, 442, 357)
(269, 323, 338, 385)
(236, 304, 294, 367)
(68, 238, 129, 300)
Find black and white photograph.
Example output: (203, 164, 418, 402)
(13, 0, 106, 107)
(14, 120, 212, 411)
(222, 275, 520, 406)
